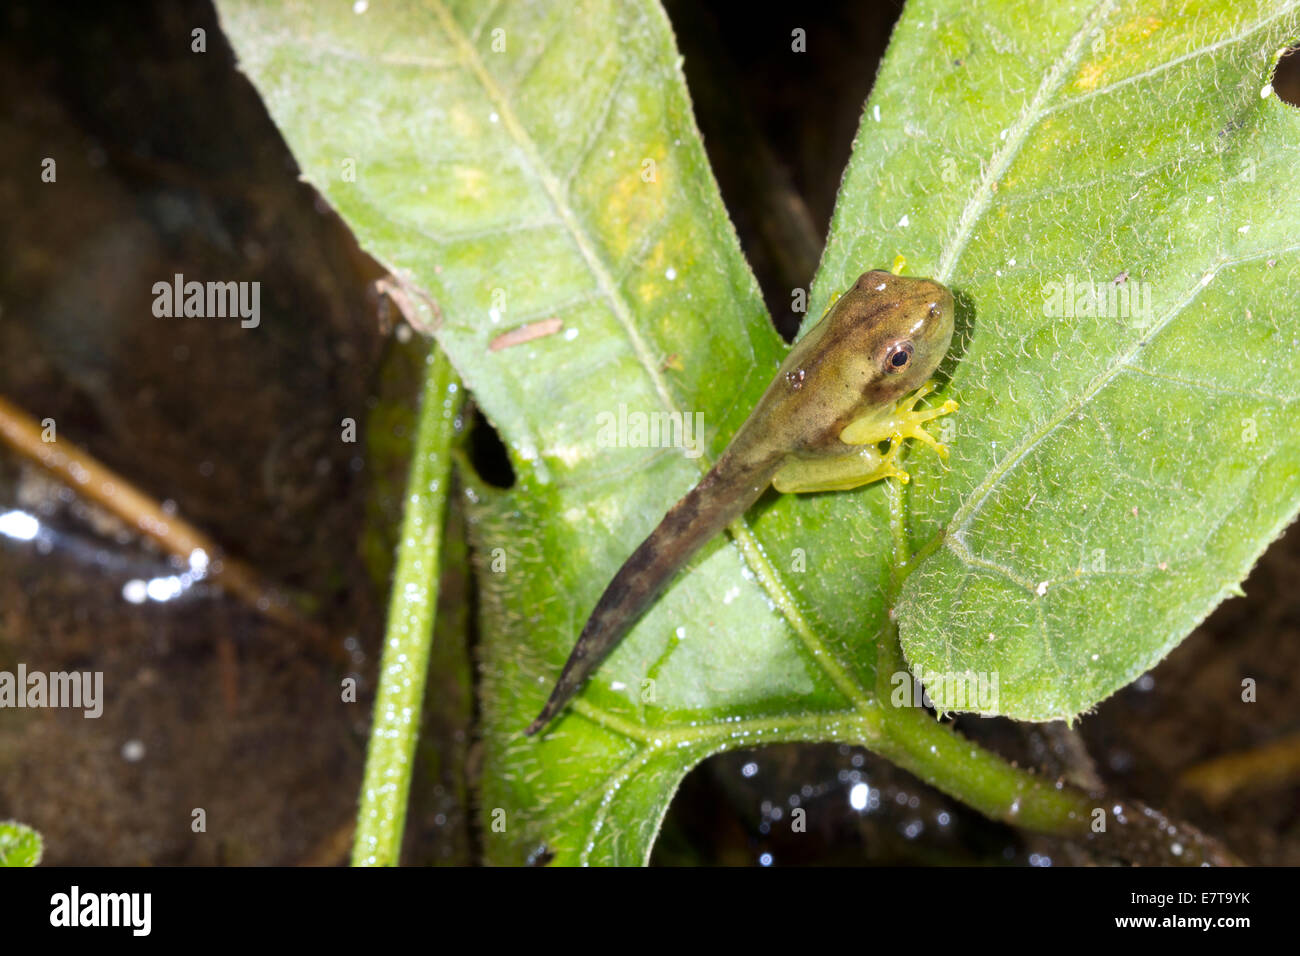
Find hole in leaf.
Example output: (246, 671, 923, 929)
(1272, 44, 1300, 107)
(467, 407, 516, 489)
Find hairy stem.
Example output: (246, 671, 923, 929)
(352, 347, 460, 866)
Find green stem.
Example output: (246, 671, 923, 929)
(868, 630, 1233, 863)
(875, 478, 1091, 833)
(871, 629, 1092, 835)
(352, 347, 460, 866)
(861, 479, 1233, 864)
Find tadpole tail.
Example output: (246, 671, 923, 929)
(525, 450, 778, 736)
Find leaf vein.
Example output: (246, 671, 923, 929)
(1048, 4, 1300, 114)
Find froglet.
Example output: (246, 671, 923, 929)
(526, 270, 957, 735)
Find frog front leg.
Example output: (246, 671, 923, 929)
(839, 382, 957, 459)
(771, 381, 957, 494)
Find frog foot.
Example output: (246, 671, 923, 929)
(891, 382, 959, 461)
(839, 381, 958, 464)
(875, 438, 912, 485)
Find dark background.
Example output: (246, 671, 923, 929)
(1, 0, 1298, 865)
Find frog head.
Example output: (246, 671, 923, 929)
(840, 269, 955, 405)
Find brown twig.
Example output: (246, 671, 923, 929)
(1180, 730, 1300, 806)
(0, 392, 313, 636)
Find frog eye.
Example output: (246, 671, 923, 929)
(883, 341, 914, 373)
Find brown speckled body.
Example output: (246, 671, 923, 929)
(526, 270, 954, 735)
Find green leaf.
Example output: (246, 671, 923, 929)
(217, 0, 1300, 865)
(217, 0, 817, 866)
(808, 0, 1300, 720)
(0, 820, 43, 867)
